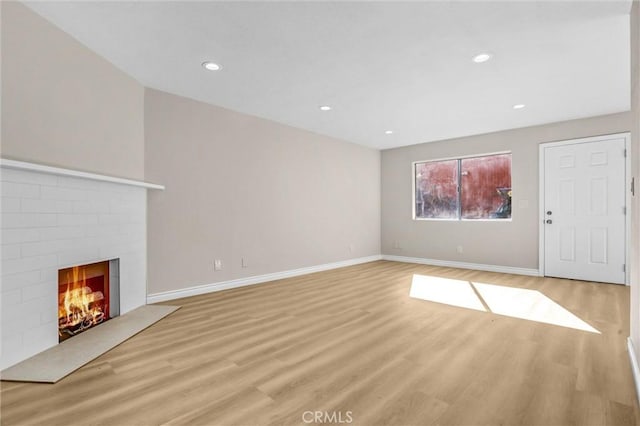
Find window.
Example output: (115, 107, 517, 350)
(414, 153, 511, 220)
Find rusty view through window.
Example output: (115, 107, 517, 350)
(414, 153, 511, 220)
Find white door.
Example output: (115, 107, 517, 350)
(543, 136, 626, 284)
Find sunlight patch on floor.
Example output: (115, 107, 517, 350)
(409, 275, 486, 312)
(472, 281, 600, 333)
(409, 274, 600, 334)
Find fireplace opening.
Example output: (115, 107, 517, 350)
(58, 259, 120, 342)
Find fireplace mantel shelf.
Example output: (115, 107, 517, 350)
(0, 159, 165, 190)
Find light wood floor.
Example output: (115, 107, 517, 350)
(1, 260, 638, 425)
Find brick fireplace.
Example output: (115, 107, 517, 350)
(1, 160, 163, 369)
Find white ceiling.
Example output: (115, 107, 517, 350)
(24, 1, 632, 150)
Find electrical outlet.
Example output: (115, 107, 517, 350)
(241, 257, 248, 268)
(456, 246, 463, 254)
(394, 240, 402, 249)
(214, 259, 223, 271)
(349, 244, 355, 253)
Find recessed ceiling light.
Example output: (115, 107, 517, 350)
(319, 105, 332, 111)
(472, 53, 492, 63)
(202, 61, 221, 71)
(513, 104, 526, 110)
(385, 130, 394, 135)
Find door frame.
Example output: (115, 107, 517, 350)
(538, 132, 631, 284)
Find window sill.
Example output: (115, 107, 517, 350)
(413, 218, 513, 222)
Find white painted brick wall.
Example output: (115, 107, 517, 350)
(1, 167, 148, 369)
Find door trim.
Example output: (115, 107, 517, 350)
(538, 132, 631, 285)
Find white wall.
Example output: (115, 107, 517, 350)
(1, 2, 144, 180)
(381, 112, 631, 271)
(0, 2, 150, 369)
(144, 89, 381, 296)
(628, 0, 640, 388)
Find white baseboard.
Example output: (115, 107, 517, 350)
(381, 254, 541, 277)
(146, 255, 383, 303)
(627, 337, 640, 405)
(147, 254, 541, 303)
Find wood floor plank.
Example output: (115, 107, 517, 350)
(1, 260, 638, 425)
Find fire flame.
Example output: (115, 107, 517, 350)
(58, 266, 105, 337)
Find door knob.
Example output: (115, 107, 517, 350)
(546, 211, 552, 215)
(546, 219, 552, 224)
